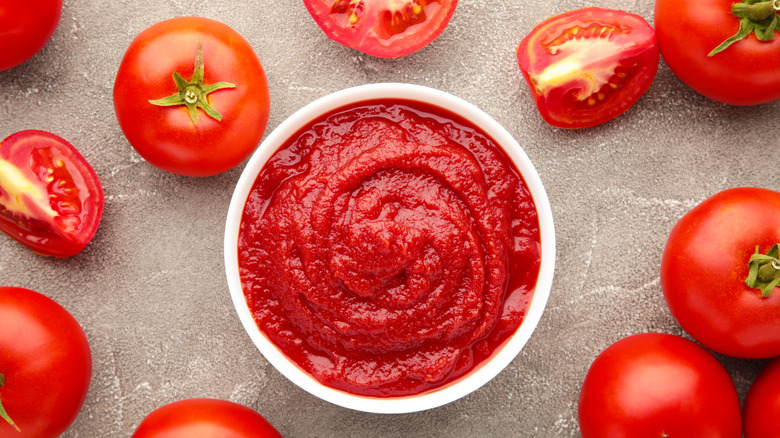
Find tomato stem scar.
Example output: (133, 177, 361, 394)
(745, 244, 780, 297)
(709, 0, 780, 56)
(0, 374, 21, 432)
(149, 44, 236, 124)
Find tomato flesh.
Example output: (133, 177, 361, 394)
(304, 0, 458, 58)
(517, 8, 659, 128)
(0, 130, 104, 257)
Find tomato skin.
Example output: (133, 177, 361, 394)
(517, 8, 659, 129)
(743, 357, 780, 438)
(303, 0, 458, 58)
(0, 130, 105, 257)
(654, 0, 780, 105)
(113, 17, 270, 177)
(578, 333, 742, 438)
(0, 0, 63, 71)
(0, 286, 92, 438)
(131, 398, 282, 438)
(661, 187, 780, 358)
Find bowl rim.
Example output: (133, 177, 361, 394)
(224, 82, 556, 414)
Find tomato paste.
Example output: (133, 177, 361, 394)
(238, 99, 541, 397)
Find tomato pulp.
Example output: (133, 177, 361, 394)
(303, 0, 458, 58)
(0, 130, 105, 257)
(238, 100, 541, 397)
(517, 8, 659, 129)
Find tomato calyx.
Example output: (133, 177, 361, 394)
(149, 44, 235, 124)
(0, 374, 21, 432)
(746, 244, 780, 297)
(709, 0, 780, 56)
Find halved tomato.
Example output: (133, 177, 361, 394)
(517, 8, 659, 129)
(303, 0, 458, 58)
(0, 130, 104, 257)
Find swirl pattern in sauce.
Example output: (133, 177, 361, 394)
(238, 100, 540, 397)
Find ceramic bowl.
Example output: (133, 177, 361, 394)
(224, 83, 555, 414)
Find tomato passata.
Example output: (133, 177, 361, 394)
(132, 398, 282, 438)
(743, 357, 780, 438)
(517, 8, 659, 129)
(578, 333, 742, 438)
(661, 187, 780, 358)
(655, 0, 780, 105)
(114, 17, 270, 177)
(0, 0, 63, 71)
(0, 287, 92, 438)
(303, 0, 458, 58)
(0, 130, 105, 257)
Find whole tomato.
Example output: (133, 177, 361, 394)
(113, 17, 270, 177)
(0, 130, 105, 257)
(0, 0, 63, 71)
(131, 398, 282, 438)
(0, 286, 92, 438)
(654, 0, 780, 105)
(743, 357, 780, 438)
(661, 187, 780, 358)
(578, 333, 742, 438)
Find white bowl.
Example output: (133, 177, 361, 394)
(224, 83, 555, 414)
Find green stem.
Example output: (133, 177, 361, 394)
(745, 244, 780, 297)
(0, 374, 21, 432)
(709, 0, 780, 56)
(149, 44, 235, 124)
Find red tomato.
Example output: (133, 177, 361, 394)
(0, 130, 105, 257)
(516, 8, 659, 129)
(132, 398, 282, 438)
(0, 0, 63, 71)
(743, 357, 780, 438)
(303, 0, 458, 58)
(661, 187, 780, 358)
(0, 286, 92, 438)
(113, 17, 270, 177)
(654, 0, 780, 105)
(578, 333, 742, 438)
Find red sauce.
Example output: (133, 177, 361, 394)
(238, 99, 541, 397)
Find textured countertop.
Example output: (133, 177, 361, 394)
(1, 0, 779, 436)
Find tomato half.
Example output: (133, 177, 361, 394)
(131, 398, 282, 438)
(743, 357, 780, 438)
(0, 130, 105, 257)
(661, 187, 780, 358)
(114, 17, 270, 177)
(517, 8, 659, 129)
(303, 0, 458, 58)
(578, 333, 742, 438)
(0, 287, 92, 438)
(0, 0, 63, 72)
(655, 0, 780, 105)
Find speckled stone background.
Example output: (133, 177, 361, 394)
(1, 0, 779, 436)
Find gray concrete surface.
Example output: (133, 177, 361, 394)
(1, 0, 778, 436)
